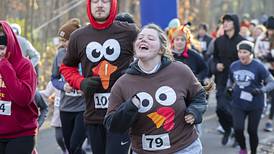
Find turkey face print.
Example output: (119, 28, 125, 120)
(134, 28, 161, 62)
(86, 39, 120, 89)
(137, 86, 177, 132)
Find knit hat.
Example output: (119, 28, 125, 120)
(266, 16, 274, 30)
(10, 23, 21, 35)
(237, 40, 254, 53)
(58, 18, 81, 40)
(115, 12, 135, 23)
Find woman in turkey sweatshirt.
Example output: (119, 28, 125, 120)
(0, 21, 38, 154)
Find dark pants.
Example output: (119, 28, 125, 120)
(0, 136, 35, 154)
(60, 111, 86, 154)
(269, 90, 274, 120)
(86, 124, 130, 154)
(232, 107, 263, 154)
(55, 127, 67, 152)
(216, 86, 233, 134)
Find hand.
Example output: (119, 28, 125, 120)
(80, 76, 101, 97)
(185, 114, 195, 125)
(64, 83, 73, 93)
(203, 79, 215, 94)
(251, 88, 263, 96)
(226, 87, 233, 97)
(216, 63, 224, 72)
(131, 94, 141, 109)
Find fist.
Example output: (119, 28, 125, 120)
(216, 63, 224, 72)
(185, 114, 195, 125)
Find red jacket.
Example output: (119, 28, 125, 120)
(0, 21, 38, 138)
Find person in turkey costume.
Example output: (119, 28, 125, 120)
(59, 0, 138, 153)
(104, 24, 207, 154)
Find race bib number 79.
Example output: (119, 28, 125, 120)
(94, 93, 110, 109)
(142, 133, 171, 151)
(0, 101, 11, 116)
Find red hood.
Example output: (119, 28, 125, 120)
(86, 0, 117, 30)
(0, 21, 24, 67)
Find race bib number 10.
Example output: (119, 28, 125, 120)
(142, 133, 171, 151)
(0, 101, 11, 116)
(94, 93, 110, 109)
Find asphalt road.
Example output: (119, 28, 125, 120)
(37, 94, 274, 154)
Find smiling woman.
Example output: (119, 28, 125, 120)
(104, 23, 207, 154)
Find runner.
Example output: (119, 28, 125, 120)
(104, 24, 207, 154)
(227, 40, 274, 154)
(0, 21, 38, 154)
(52, 18, 86, 154)
(59, 0, 138, 153)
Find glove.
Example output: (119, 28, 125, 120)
(80, 76, 101, 97)
(225, 87, 233, 97)
(251, 88, 263, 96)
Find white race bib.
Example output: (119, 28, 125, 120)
(240, 91, 253, 102)
(54, 97, 60, 107)
(65, 89, 82, 97)
(0, 100, 11, 116)
(142, 133, 171, 151)
(94, 93, 110, 109)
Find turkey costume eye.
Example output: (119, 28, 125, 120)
(103, 39, 120, 61)
(136, 92, 153, 113)
(86, 42, 104, 62)
(155, 86, 176, 106)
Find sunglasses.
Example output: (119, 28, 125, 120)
(91, 0, 110, 3)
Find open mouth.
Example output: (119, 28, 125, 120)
(139, 44, 149, 50)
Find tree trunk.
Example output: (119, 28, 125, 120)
(24, 0, 30, 38)
(0, 0, 6, 19)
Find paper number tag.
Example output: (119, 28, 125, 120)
(94, 93, 110, 109)
(240, 91, 253, 102)
(142, 133, 171, 151)
(0, 101, 11, 116)
(65, 89, 82, 97)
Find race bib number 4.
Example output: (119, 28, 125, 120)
(142, 133, 171, 151)
(0, 101, 11, 116)
(94, 93, 110, 109)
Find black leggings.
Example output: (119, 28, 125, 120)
(60, 111, 86, 154)
(268, 90, 274, 119)
(86, 124, 130, 154)
(55, 127, 67, 152)
(216, 87, 233, 133)
(0, 136, 35, 154)
(232, 107, 263, 154)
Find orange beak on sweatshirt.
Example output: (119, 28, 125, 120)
(147, 107, 175, 132)
(92, 60, 117, 90)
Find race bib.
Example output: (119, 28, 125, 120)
(0, 100, 11, 116)
(54, 97, 60, 107)
(240, 91, 253, 102)
(94, 93, 110, 109)
(142, 133, 171, 151)
(65, 89, 82, 97)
